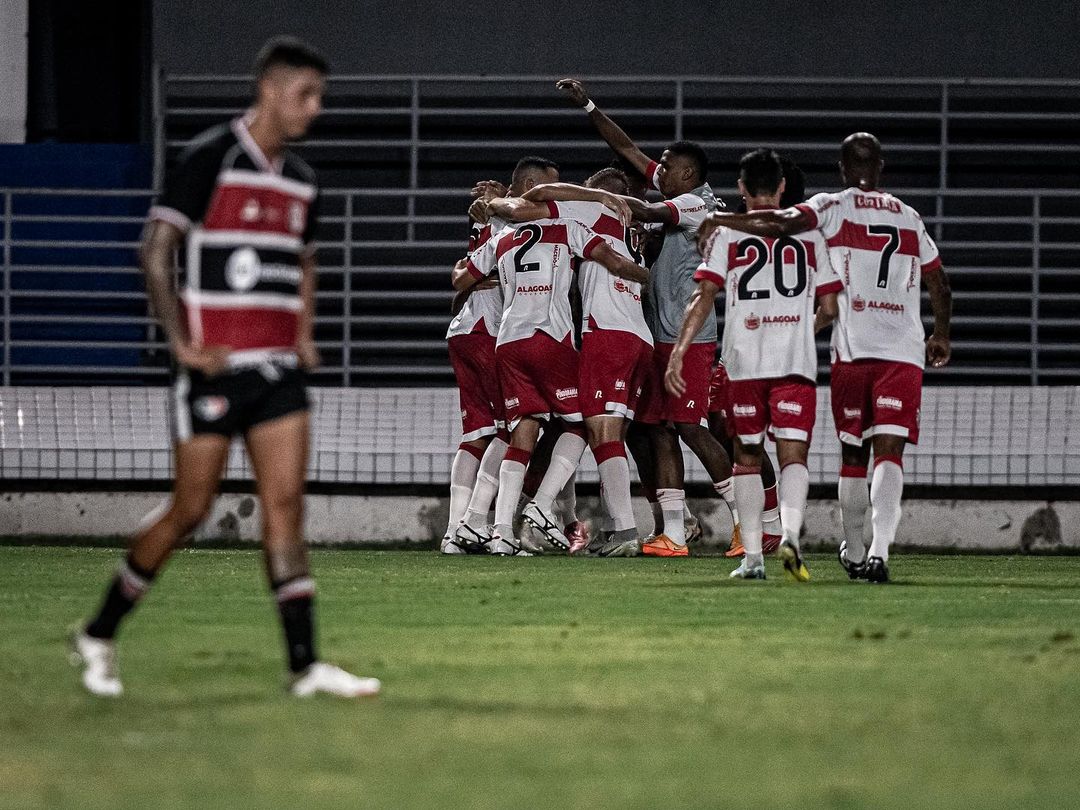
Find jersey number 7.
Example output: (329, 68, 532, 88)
(867, 224, 900, 289)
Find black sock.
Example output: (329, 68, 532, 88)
(274, 577, 317, 673)
(85, 556, 156, 640)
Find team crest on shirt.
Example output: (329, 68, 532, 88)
(851, 295, 866, 312)
(225, 247, 261, 291)
(194, 396, 230, 422)
(744, 313, 761, 330)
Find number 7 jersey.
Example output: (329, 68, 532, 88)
(696, 221, 841, 382)
(795, 188, 942, 369)
(465, 218, 605, 348)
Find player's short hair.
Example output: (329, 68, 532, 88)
(666, 141, 710, 184)
(254, 36, 329, 78)
(586, 167, 629, 195)
(739, 148, 784, 197)
(778, 156, 807, 206)
(513, 156, 560, 181)
(841, 132, 883, 174)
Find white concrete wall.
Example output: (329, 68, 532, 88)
(0, 0, 28, 143)
(1, 492, 1076, 553)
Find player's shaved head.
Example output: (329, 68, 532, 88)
(511, 156, 560, 193)
(840, 132, 884, 190)
(585, 167, 629, 195)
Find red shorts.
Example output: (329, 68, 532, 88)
(831, 359, 922, 445)
(636, 341, 714, 425)
(579, 329, 653, 420)
(708, 362, 735, 438)
(496, 332, 582, 428)
(727, 375, 817, 445)
(448, 332, 502, 440)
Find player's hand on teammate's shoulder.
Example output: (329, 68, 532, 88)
(664, 351, 687, 397)
(296, 338, 321, 371)
(468, 197, 490, 225)
(925, 334, 951, 368)
(555, 78, 589, 107)
(173, 341, 230, 377)
(599, 192, 633, 227)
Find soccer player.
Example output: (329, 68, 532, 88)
(448, 157, 561, 554)
(557, 78, 739, 557)
(490, 169, 653, 555)
(667, 148, 840, 579)
(698, 133, 953, 582)
(452, 199, 643, 555)
(72, 38, 380, 697)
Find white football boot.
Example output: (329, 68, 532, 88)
(71, 631, 123, 697)
(440, 533, 467, 555)
(289, 662, 381, 698)
(729, 555, 767, 580)
(489, 524, 533, 556)
(521, 501, 570, 551)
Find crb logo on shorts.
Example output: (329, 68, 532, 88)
(194, 395, 230, 422)
(504, 397, 519, 409)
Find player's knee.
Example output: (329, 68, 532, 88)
(169, 496, 214, 534)
(262, 486, 304, 522)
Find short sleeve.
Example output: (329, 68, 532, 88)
(810, 233, 843, 295)
(566, 220, 604, 260)
(692, 227, 728, 289)
(917, 220, 942, 273)
(796, 192, 843, 239)
(549, 200, 599, 226)
(466, 232, 498, 280)
(663, 193, 709, 232)
(149, 139, 224, 231)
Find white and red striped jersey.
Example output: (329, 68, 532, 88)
(466, 218, 604, 348)
(697, 217, 842, 382)
(796, 188, 942, 368)
(542, 200, 652, 345)
(149, 115, 318, 368)
(446, 215, 506, 339)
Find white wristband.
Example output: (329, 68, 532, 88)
(583, 100, 596, 113)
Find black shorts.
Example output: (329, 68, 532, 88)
(170, 365, 309, 441)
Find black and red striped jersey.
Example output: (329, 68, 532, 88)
(149, 114, 320, 367)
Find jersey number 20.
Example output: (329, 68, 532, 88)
(735, 236, 808, 300)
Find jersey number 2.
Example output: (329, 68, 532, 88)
(735, 236, 808, 300)
(513, 224, 543, 274)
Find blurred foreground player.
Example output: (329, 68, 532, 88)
(73, 38, 380, 698)
(699, 133, 952, 582)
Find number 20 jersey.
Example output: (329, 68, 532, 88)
(696, 222, 841, 382)
(465, 218, 604, 349)
(795, 188, 942, 369)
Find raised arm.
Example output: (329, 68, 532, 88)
(664, 279, 721, 396)
(923, 267, 952, 368)
(556, 79, 652, 178)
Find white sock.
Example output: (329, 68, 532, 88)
(493, 455, 528, 531)
(779, 463, 810, 551)
(762, 483, 783, 536)
(733, 468, 765, 561)
(838, 467, 869, 564)
(656, 488, 686, 545)
(870, 458, 904, 562)
(713, 476, 739, 525)
(463, 437, 507, 527)
(447, 447, 482, 534)
(533, 432, 587, 513)
(596, 443, 635, 532)
(556, 471, 578, 525)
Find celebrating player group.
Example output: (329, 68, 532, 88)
(442, 79, 953, 584)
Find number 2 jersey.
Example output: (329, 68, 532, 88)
(795, 188, 942, 369)
(464, 218, 605, 348)
(541, 200, 652, 346)
(696, 219, 841, 382)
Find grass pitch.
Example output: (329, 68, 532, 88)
(2, 546, 1079, 810)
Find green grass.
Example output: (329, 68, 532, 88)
(2, 547, 1079, 810)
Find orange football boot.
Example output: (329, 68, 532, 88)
(723, 524, 744, 558)
(641, 533, 689, 557)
